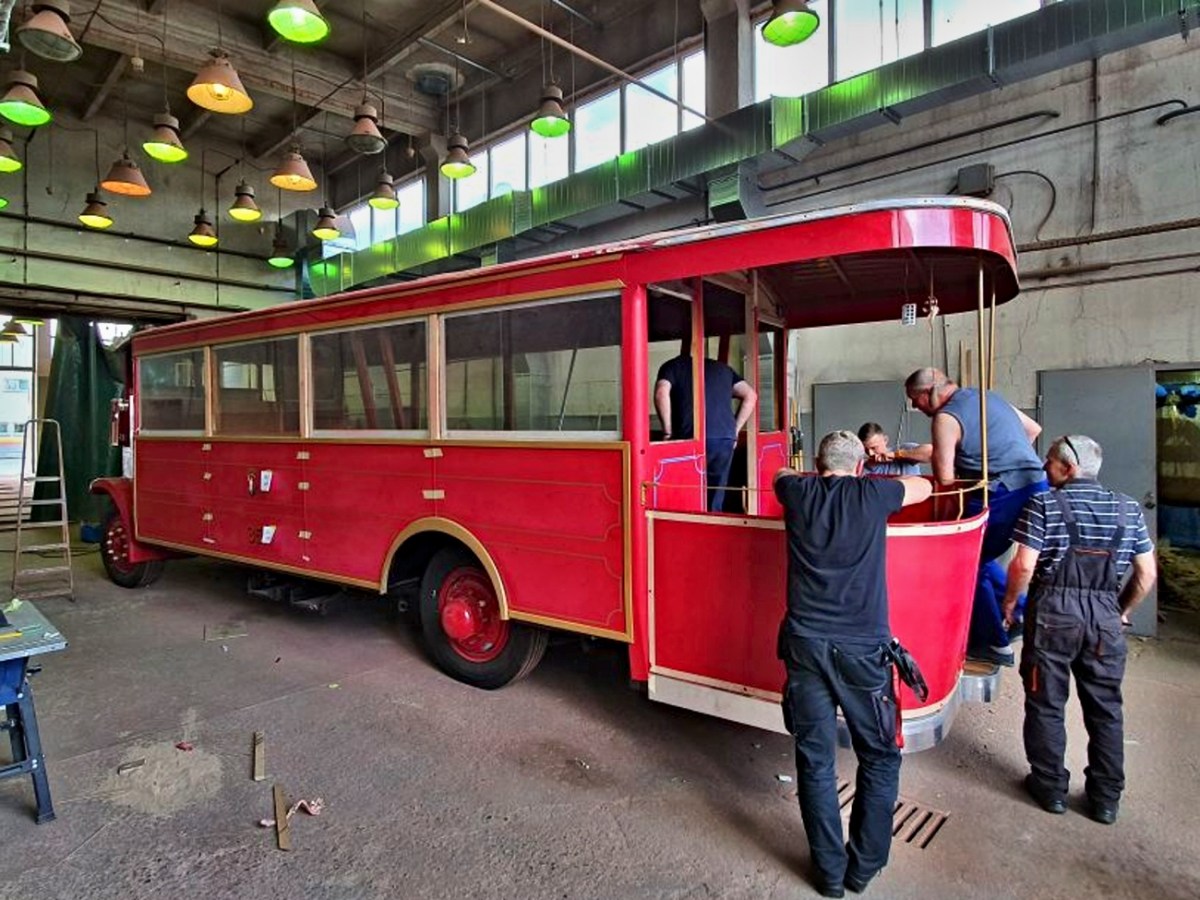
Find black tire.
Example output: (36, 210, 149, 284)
(100, 511, 164, 589)
(419, 547, 547, 690)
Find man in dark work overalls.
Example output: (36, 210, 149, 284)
(1001, 435, 1156, 824)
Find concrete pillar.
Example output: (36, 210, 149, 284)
(701, 0, 754, 117)
(418, 134, 451, 220)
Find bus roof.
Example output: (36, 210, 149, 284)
(136, 197, 1018, 353)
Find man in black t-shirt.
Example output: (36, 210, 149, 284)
(654, 354, 757, 511)
(774, 431, 931, 898)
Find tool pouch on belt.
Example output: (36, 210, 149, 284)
(885, 638, 929, 703)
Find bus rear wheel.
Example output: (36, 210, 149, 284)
(100, 511, 164, 589)
(419, 547, 547, 690)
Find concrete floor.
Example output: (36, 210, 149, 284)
(1, 545, 1199, 900)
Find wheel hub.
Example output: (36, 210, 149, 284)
(441, 598, 479, 642)
(437, 567, 508, 662)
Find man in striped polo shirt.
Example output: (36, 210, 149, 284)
(1001, 435, 1156, 825)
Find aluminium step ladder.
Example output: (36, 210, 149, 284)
(10, 419, 73, 602)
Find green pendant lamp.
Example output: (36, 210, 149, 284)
(762, 0, 820, 47)
(530, 83, 571, 138)
(229, 181, 263, 222)
(0, 71, 52, 128)
(267, 226, 295, 268)
(312, 206, 340, 241)
(142, 112, 188, 163)
(79, 190, 113, 229)
(0, 127, 22, 173)
(440, 132, 476, 180)
(268, 0, 330, 44)
(368, 172, 399, 210)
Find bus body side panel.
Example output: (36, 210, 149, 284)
(642, 440, 706, 513)
(299, 443, 434, 582)
(756, 432, 788, 517)
(135, 439, 435, 585)
(434, 444, 629, 639)
(648, 511, 987, 718)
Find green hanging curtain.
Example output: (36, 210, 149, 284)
(33, 318, 125, 524)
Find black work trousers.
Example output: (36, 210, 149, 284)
(1021, 585, 1127, 805)
(782, 636, 900, 892)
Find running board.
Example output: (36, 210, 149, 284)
(649, 666, 1001, 753)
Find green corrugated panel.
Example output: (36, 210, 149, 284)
(449, 194, 514, 255)
(878, 38, 987, 108)
(616, 149, 653, 197)
(532, 160, 619, 226)
(352, 239, 398, 283)
(771, 96, 805, 147)
(307, 257, 346, 296)
(512, 190, 532, 233)
(394, 217, 451, 271)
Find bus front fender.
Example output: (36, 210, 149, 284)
(89, 477, 176, 564)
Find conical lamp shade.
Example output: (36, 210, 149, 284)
(187, 51, 253, 114)
(762, 0, 820, 47)
(79, 190, 113, 229)
(0, 320, 29, 337)
(312, 206, 340, 241)
(100, 153, 152, 197)
(368, 172, 399, 210)
(268, 230, 295, 268)
(440, 132, 476, 179)
(142, 112, 188, 163)
(270, 146, 318, 192)
(228, 181, 262, 222)
(189, 209, 219, 247)
(0, 70, 52, 128)
(530, 83, 570, 138)
(0, 127, 22, 173)
(268, 0, 331, 44)
(17, 1, 83, 62)
(346, 104, 387, 155)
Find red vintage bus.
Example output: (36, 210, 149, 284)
(93, 197, 1016, 750)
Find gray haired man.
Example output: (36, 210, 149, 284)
(775, 431, 930, 896)
(1002, 435, 1156, 824)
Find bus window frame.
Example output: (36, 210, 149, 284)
(308, 315, 432, 440)
(209, 334, 303, 438)
(136, 346, 211, 438)
(440, 290, 624, 442)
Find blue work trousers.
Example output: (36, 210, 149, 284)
(966, 478, 1048, 651)
(782, 636, 901, 892)
(706, 437, 736, 511)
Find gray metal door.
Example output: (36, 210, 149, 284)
(813, 380, 930, 465)
(1038, 365, 1158, 636)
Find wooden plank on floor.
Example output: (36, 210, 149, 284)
(273, 784, 291, 851)
(253, 731, 265, 782)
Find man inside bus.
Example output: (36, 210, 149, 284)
(857, 421, 931, 477)
(904, 367, 1047, 666)
(1000, 435, 1155, 824)
(655, 349, 757, 511)
(774, 432, 932, 898)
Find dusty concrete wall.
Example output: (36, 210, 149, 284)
(771, 33, 1200, 410)
(3, 108, 300, 315)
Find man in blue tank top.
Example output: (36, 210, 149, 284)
(904, 368, 1048, 666)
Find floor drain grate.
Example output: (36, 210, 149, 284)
(836, 779, 949, 849)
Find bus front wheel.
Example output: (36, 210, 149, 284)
(100, 511, 164, 589)
(419, 547, 547, 690)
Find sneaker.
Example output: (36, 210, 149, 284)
(1024, 774, 1067, 815)
(968, 645, 1015, 667)
(1088, 797, 1119, 825)
(817, 882, 846, 898)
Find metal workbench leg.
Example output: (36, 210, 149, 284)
(15, 688, 54, 823)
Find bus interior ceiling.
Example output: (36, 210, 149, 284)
(756, 248, 1019, 329)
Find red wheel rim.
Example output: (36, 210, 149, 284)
(104, 517, 136, 576)
(438, 567, 509, 663)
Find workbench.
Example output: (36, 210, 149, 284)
(0, 600, 67, 823)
